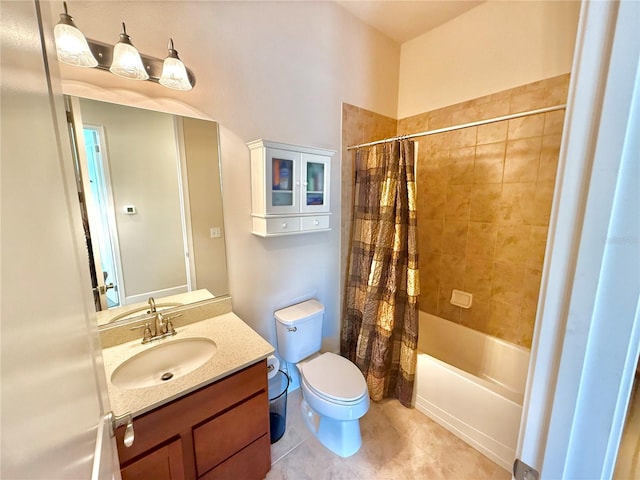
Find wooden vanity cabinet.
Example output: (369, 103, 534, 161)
(116, 360, 271, 480)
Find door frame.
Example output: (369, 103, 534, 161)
(69, 105, 128, 310)
(82, 123, 126, 308)
(517, 1, 640, 477)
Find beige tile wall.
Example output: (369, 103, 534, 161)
(401, 74, 569, 347)
(341, 104, 397, 312)
(340, 74, 569, 348)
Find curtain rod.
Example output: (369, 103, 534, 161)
(346, 104, 567, 150)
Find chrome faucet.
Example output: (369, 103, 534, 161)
(131, 297, 181, 344)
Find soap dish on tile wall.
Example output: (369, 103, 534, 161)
(450, 289, 473, 308)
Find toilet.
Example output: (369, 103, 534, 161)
(275, 299, 369, 457)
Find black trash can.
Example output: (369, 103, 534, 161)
(268, 370, 290, 444)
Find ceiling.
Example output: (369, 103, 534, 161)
(336, 0, 483, 44)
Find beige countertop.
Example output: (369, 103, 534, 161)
(101, 312, 274, 417)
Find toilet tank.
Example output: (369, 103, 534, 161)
(275, 299, 324, 363)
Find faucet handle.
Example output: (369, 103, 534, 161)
(164, 313, 181, 335)
(130, 322, 152, 343)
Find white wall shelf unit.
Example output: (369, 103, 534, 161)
(248, 139, 334, 237)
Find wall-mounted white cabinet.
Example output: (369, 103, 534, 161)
(248, 139, 334, 237)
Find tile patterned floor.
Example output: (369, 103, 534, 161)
(266, 389, 510, 480)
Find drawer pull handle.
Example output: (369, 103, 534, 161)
(314, 219, 319, 226)
(282, 222, 287, 229)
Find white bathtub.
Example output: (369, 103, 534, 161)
(413, 311, 530, 471)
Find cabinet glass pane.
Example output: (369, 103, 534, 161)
(305, 162, 325, 206)
(272, 158, 293, 207)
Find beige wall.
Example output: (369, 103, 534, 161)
(47, 1, 400, 351)
(340, 104, 397, 310)
(79, 99, 187, 300)
(180, 117, 228, 295)
(400, 75, 570, 347)
(397, 1, 580, 118)
(339, 1, 580, 347)
(342, 76, 568, 348)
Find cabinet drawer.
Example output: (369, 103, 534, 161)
(300, 215, 330, 231)
(266, 217, 300, 234)
(194, 391, 269, 476)
(199, 435, 270, 480)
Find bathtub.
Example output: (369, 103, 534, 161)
(413, 311, 530, 471)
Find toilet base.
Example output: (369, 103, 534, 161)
(300, 398, 363, 457)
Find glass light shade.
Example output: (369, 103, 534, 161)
(159, 57, 192, 91)
(109, 38, 148, 80)
(54, 22, 98, 67)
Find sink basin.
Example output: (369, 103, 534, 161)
(111, 337, 217, 389)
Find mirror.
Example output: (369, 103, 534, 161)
(67, 97, 229, 326)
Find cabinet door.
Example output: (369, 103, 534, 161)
(266, 148, 300, 214)
(121, 439, 185, 480)
(300, 153, 330, 213)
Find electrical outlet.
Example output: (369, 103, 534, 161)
(210, 227, 221, 238)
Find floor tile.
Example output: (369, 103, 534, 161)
(267, 388, 510, 480)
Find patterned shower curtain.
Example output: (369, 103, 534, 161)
(341, 139, 419, 407)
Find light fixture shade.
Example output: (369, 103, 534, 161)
(159, 39, 192, 91)
(109, 24, 148, 80)
(53, 4, 97, 67)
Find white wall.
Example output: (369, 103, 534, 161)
(48, 1, 400, 352)
(397, 1, 581, 118)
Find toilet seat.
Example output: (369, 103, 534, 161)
(299, 352, 368, 404)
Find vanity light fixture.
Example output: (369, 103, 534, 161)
(53, 2, 195, 90)
(159, 39, 192, 91)
(109, 23, 148, 80)
(53, 2, 98, 67)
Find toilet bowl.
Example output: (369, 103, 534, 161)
(274, 300, 370, 457)
(297, 353, 369, 457)
(298, 353, 369, 417)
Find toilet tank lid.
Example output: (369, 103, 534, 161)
(275, 299, 324, 324)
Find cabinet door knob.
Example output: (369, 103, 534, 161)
(314, 219, 319, 225)
(282, 222, 287, 229)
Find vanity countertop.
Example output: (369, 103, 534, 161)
(101, 312, 274, 417)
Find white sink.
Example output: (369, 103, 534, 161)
(111, 337, 217, 389)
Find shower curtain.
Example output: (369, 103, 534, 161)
(341, 139, 419, 407)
